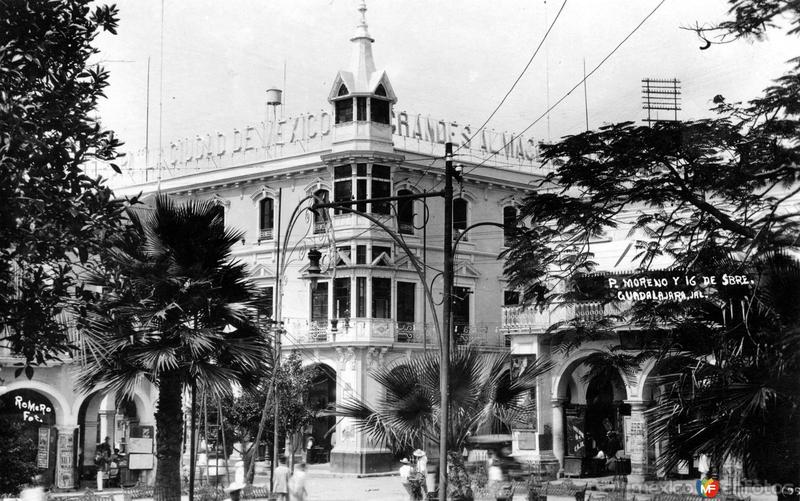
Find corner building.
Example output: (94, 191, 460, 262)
(114, 3, 548, 475)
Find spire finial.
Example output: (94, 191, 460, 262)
(352, 0, 373, 41)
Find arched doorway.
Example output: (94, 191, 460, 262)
(307, 363, 336, 464)
(76, 391, 141, 486)
(0, 389, 58, 488)
(556, 354, 628, 477)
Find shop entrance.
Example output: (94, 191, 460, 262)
(0, 389, 58, 489)
(306, 364, 336, 464)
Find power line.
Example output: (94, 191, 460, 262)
(456, 0, 669, 181)
(406, 0, 569, 195)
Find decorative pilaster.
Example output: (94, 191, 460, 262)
(551, 398, 567, 477)
(625, 400, 648, 482)
(55, 426, 78, 490)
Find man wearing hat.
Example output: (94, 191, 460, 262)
(413, 449, 429, 496)
(224, 481, 246, 501)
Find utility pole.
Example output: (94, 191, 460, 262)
(439, 142, 454, 501)
(272, 188, 283, 484)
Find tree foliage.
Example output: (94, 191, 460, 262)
(337, 347, 553, 500)
(76, 195, 271, 497)
(222, 352, 319, 470)
(502, 0, 800, 489)
(0, 0, 130, 367)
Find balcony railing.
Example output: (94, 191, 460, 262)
(500, 301, 629, 334)
(398, 222, 415, 235)
(313, 221, 326, 235)
(259, 228, 274, 240)
(280, 317, 504, 347)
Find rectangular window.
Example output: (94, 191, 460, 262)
(333, 277, 351, 318)
(356, 163, 368, 176)
(356, 97, 368, 121)
(333, 180, 352, 215)
(371, 179, 391, 214)
(504, 290, 520, 306)
(336, 246, 351, 266)
(371, 99, 391, 124)
(334, 164, 352, 179)
(356, 179, 368, 213)
(311, 282, 329, 322)
(397, 282, 415, 323)
(453, 286, 471, 344)
(453, 286, 471, 325)
(356, 277, 366, 317)
(335, 99, 352, 123)
(372, 278, 391, 319)
(372, 164, 391, 179)
(260, 286, 274, 320)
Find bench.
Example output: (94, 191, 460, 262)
(241, 486, 272, 500)
(61, 490, 114, 501)
(529, 481, 588, 501)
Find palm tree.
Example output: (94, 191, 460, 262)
(76, 195, 271, 498)
(648, 252, 800, 500)
(337, 346, 553, 501)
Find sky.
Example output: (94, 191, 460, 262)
(94, 0, 798, 163)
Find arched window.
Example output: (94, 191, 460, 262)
(375, 84, 387, 97)
(313, 189, 329, 234)
(503, 206, 517, 246)
(453, 198, 468, 239)
(259, 198, 274, 240)
(337, 84, 349, 97)
(397, 189, 414, 234)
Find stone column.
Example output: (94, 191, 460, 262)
(625, 400, 648, 483)
(55, 426, 78, 490)
(551, 398, 567, 477)
(98, 409, 116, 446)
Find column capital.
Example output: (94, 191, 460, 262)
(55, 424, 79, 432)
(550, 398, 568, 408)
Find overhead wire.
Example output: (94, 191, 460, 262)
(451, 0, 669, 184)
(405, 0, 570, 195)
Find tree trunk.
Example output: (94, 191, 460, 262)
(154, 370, 185, 500)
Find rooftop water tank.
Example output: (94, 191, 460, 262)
(265, 88, 282, 106)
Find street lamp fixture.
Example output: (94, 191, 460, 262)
(305, 248, 323, 288)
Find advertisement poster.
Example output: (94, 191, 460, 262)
(56, 433, 74, 489)
(36, 427, 50, 468)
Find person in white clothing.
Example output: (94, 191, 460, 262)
(413, 449, 429, 495)
(289, 462, 308, 501)
(399, 458, 414, 500)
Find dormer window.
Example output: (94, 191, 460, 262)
(375, 84, 387, 97)
(335, 98, 353, 124)
(356, 97, 368, 121)
(338, 84, 349, 96)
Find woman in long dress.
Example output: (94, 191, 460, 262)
(289, 463, 308, 501)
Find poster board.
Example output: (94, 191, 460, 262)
(128, 437, 153, 454)
(37, 427, 50, 468)
(56, 433, 75, 489)
(129, 453, 154, 470)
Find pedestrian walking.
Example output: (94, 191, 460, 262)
(399, 458, 414, 500)
(224, 480, 245, 501)
(413, 449, 429, 496)
(273, 456, 291, 501)
(289, 462, 308, 501)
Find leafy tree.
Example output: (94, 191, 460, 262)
(0, 419, 38, 494)
(0, 0, 129, 368)
(222, 352, 319, 481)
(76, 195, 271, 498)
(338, 347, 553, 501)
(502, 0, 800, 494)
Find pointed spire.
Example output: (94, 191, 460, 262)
(349, 0, 376, 89)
